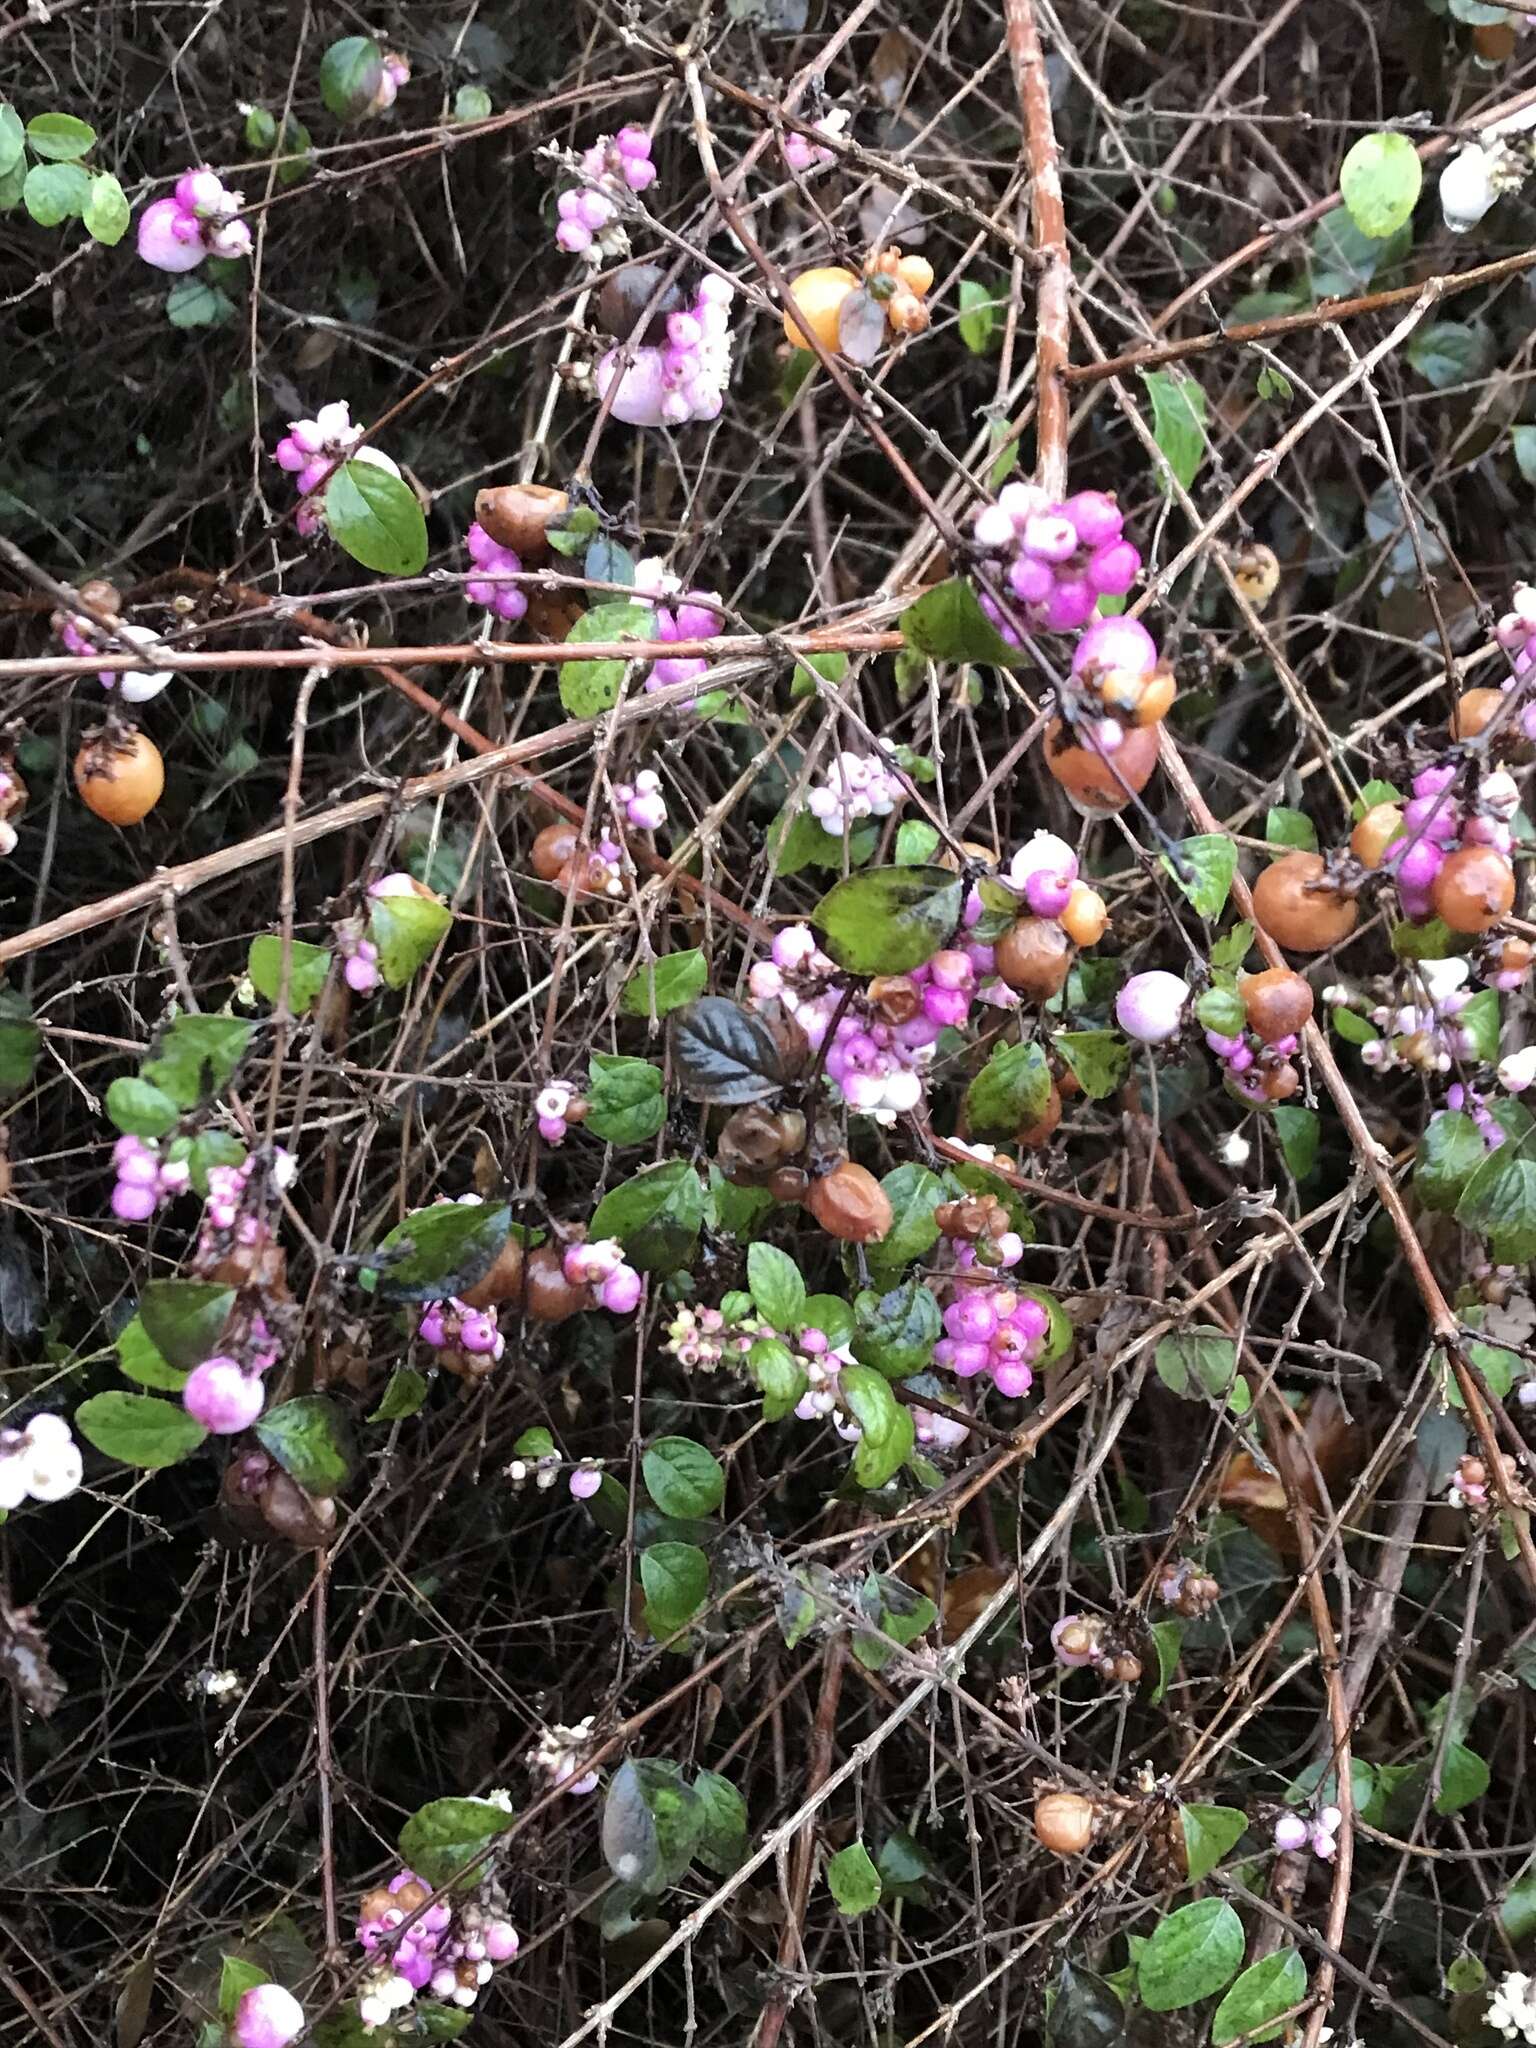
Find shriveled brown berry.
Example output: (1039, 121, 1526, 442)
(1260, 1060, 1300, 1102)
(597, 262, 687, 346)
(1349, 801, 1404, 869)
(717, 1103, 806, 1180)
(886, 287, 930, 336)
(1240, 966, 1314, 1044)
(868, 975, 922, 1024)
(1433, 844, 1516, 934)
(1017, 1081, 1063, 1150)
(1251, 851, 1358, 953)
(359, 1887, 396, 1924)
(806, 1161, 892, 1243)
(769, 1165, 810, 1204)
(523, 588, 586, 642)
(77, 577, 122, 617)
(259, 1470, 336, 1549)
(459, 1234, 526, 1311)
(523, 1244, 592, 1322)
(1105, 1651, 1143, 1685)
(1043, 717, 1160, 814)
(1499, 936, 1535, 978)
(1451, 687, 1506, 740)
(995, 917, 1072, 1001)
(1231, 541, 1281, 611)
(1035, 1791, 1096, 1857)
(393, 1880, 430, 1913)
(1054, 1619, 1098, 1661)
(531, 821, 581, 882)
(206, 1240, 290, 1297)
(75, 728, 164, 827)
(475, 483, 569, 564)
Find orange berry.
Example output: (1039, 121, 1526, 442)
(531, 821, 580, 882)
(1260, 1060, 1301, 1102)
(994, 917, 1073, 1001)
(782, 266, 860, 353)
(1432, 845, 1516, 934)
(475, 483, 569, 564)
(1017, 1082, 1063, 1149)
(1035, 1792, 1096, 1857)
(1251, 852, 1358, 954)
(1043, 718, 1160, 815)
(1349, 801, 1404, 869)
(1231, 542, 1281, 611)
(895, 254, 934, 298)
(806, 1161, 893, 1243)
(74, 728, 164, 826)
(1059, 882, 1109, 949)
(459, 1235, 526, 1311)
(1451, 687, 1505, 740)
(886, 288, 930, 336)
(1240, 967, 1314, 1044)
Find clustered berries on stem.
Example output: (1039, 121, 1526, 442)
(1051, 1612, 1143, 1686)
(110, 1132, 190, 1222)
(1272, 1803, 1342, 1862)
(782, 107, 851, 174)
(804, 746, 906, 835)
(0, 756, 25, 857)
(595, 273, 738, 427)
(970, 486, 1142, 640)
(931, 1194, 1046, 1398)
(1193, 967, 1314, 1105)
(273, 400, 401, 536)
(994, 831, 1110, 1003)
(137, 166, 252, 271)
(555, 125, 657, 258)
(781, 249, 934, 360)
(355, 1867, 519, 2030)
(464, 521, 529, 622)
(51, 579, 173, 703)
(633, 556, 727, 697)
(0, 1413, 83, 1509)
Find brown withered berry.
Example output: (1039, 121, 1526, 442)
(806, 1161, 893, 1243)
(867, 975, 922, 1025)
(769, 1166, 811, 1204)
(1240, 967, 1314, 1044)
(1497, 936, 1535, 978)
(531, 821, 581, 882)
(1432, 845, 1516, 934)
(1251, 852, 1358, 953)
(597, 262, 688, 346)
(459, 1234, 526, 1311)
(1043, 718, 1160, 814)
(522, 1244, 592, 1322)
(475, 483, 569, 564)
(259, 1470, 336, 1549)
(1016, 1082, 1063, 1150)
(1451, 687, 1505, 740)
(1035, 1792, 1096, 1858)
(995, 917, 1073, 1001)
(1260, 1060, 1300, 1102)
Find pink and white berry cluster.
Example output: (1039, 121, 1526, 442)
(334, 872, 428, 996)
(805, 748, 905, 836)
(1272, 1804, 1342, 1862)
(273, 401, 401, 537)
(782, 107, 851, 174)
(1381, 763, 1519, 924)
(197, 1149, 296, 1262)
(934, 1278, 1048, 1398)
(536, 1080, 587, 1144)
(419, 1298, 505, 1365)
(232, 1983, 305, 2048)
(355, 1868, 519, 2031)
(664, 1303, 758, 1373)
(614, 768, 667, 832)
(54, 612, 172, 703)
(182, 1319, 282, 1436)
(555, 125, 657, 256)
(633, 556, 725, 700)
(1066, 615, 1168, 754)
(596, 275, 737, 427)
(527, 1716, 600, 1795)
(464, 522, 529, 622)
(1202, 1015, 1302, 1105)
(110, 1134, 191, 1223)
(1335, 956, 1480, 1077)
(969, 486, 1141, 644)
(137, 167, 252, 272)
(563, 1238, 642, 1315)
(0, 1413, 84, 1510)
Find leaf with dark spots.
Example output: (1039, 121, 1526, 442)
(668, 997, 786, 1105)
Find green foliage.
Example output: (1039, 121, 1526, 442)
(1140, 369, 1207, 493)
(247, 935, 332, 1014)
(957, 278, 1007, 353)
(319, 37, 385, 120)
(640, 1540, 710, 1636)
(747, 1243, 806, 1329)
(1210, 1950, 1306, 2045)
(362, 1200, 513, 1303)
(585, 1053, 666, 1144)
(26, 112, 95, 160)
(826, 1840, 882, 1915)
(1264, 806, 1316, 853)
(601, 1758, 703, 1893)
(1180, 1803, 1248, 1882)
(138, 1280, 235, 1370)
(106, 1076, 180, 1138)
(812, 865, 965, 976)
(559, 602, 655, 717)
(1340, 131, 1422, 239)
(589, 1160, 704, 1271)
(368, 892, 452, 986)
(641, 1437, 725, 1517)
(620, 950, 708, 1017)
(324, 460, 428, 576)
(370, 1368, 429, 1421)
(0, 990, 40, 1094)
(1051, 1030, 1129, 1101)
(899, 578, 1018, 666)
(75, 1391, 206, 1469)
(1161, 835, 1236, 919)
(399, 1797, 508, 1888)
(839, 1364, 915, 1488)
(1135, 1898, 1244, 2011)
(143, 1015, 255, 1109)
(963, 1039, 1051, 1136)
(255, 1396, 357, 1496)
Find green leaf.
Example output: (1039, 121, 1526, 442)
(370, 1367, 429, 1421)
(804, 1294, 855, 1347)
(642, 1437, 725, 1518)
(1051, 1030, 1130, 1102)
(1180, 1803, 1248, 1883)
(319, 36, 385, 119)
(853, 1572, 937, 1671)
(1501, 1863, 1536, 1944)
(641, 1541, 710, 1636)
(767, 805, 879, 876)
(963, 1039, 1051, 1137)
(255, 1395, 357, 1497)
(1155, 1326, 1237, 1401)
(75, 1390, 206, 1469)
(692, 1770, 747, 1874)
(1391, 914, 1459, 962)
(143, 1014, 254, 1109)
(1265, 806, 1317, 854)
(247, 935, 332, 1014)
(139, 1280, 235, 1371)
(1046, 1963, 1126, 2048)
(399, 1797, 508, 1889)
(363, 1200, 513, 1303)
(1447, 1953, 1488, 1996)
(324, 460, 427, 576)
(454, 84, 493, 122)
(1457, 1123, 1536, 1264)
(83, 172, 130, 245)
(1408, 320, 1491, 391)
(0, 991, 39, 1094)
(116, 1315, 188, 1391)
(865, 1162, 946, 1283)
(1309, 209, 1402, 300)
(851, 1281, 941, 1378)
(165, 277, 235, 329)
(585, 1053, 665, 1145)
(0, 155, 23, 210)
(218, 1957, 270, 2017)
(894, 820, 941, 866)
(106, 1076, 180, 1139)
(1211, 1950, 1307, 2046)
(747, 1243, 806, 1330)
(368, 892, 452, 987)
(0, 104, 23, 176)
(826, 1840, 882, 1916)
(841, 1363, 916, 1489)
(25, 112, 96, 161)
(1353, 779, 1403, 819)
(669, 997, 786, 1105)
(1416, 1111, 1487, 1213)
(23, 159, 90, 224)
(1271, 1104, 1319, 1180)
(589, 1160, 703, 1272)
(1161, 835, 1236, 919)
(957, 278, 1005, 354)
(1140, 369, 1207, 494)
(813, 864, 964, 976)
(1255, 364, 1292, 405)
(1458, 987, 1501, 1066)
(788, 648, 849, 699)
(1210, 923, 1254, 971)
(601, 1757, 703, 1892)
(899, 577, 1019, 667)
(1136, 1898, 1244, 2012)
(1332, 1005, 1377, 1047)
(621, 950, 708, 1018)
(186, 1130, 247, 1197)
(1514, 427, 1536, 489)
(875, 1830, 931, 1902)
(1435, 1742, 1490, 1815)
(558, 602, 655, 718)
(1148, 1619, 1183, 1705)
(748, 1337, 808, 1421)
(1341, 131, 1423, 240)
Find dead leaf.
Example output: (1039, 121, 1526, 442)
(0, 1599, 65, 1717)
(1217, 1391, 1364, 1559)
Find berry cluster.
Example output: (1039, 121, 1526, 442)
(596, 274, 738, 429)
(464, 522, 529, 622)
(1448, 1449, 1522, 1512)
(52, 580, 172, 703)
(991, 832, 1111, 1004)
(232, 1983, 305, 2048)
(110, 1133, 191, 1223)
(782, 108, 851, 174)
(137, 167, 252, 272)
(197, 1148, 295, 1262)
(333, 872, 437, 996)
(1272, 1804, 1342, 1862)
(663, 1303, 758, 1373)
(555, 125, 657, 256)
(935, 1192, 1027, 1274)
(804, 747, 905, 836)
(273, 400, 402, 536)
(1494, 583, 1536, 703)
(1352, 763, 1518, 931)
(182, 1319, 281, 1435)
(613, 768, 668, 832)
(419, 1298, 506, 1380)
(535, 1080, 588, 1144)
(1154, 1558, 1221, 1617)
(0, 1413, 83, 1510)
(970, 486, 1141, 641)
(1050, 1612, 1143, 1686)
(934, 1278, 1048, 1398)
(633, 557, 725, 699)
(527, 1716, 600, 1795)
(1348, 956, 1482, 1077)
(355, 1868, 519, 2031)
(563, 1238, 642, 1315)
(1192, 967, 1314, 1106)
(529, 820, 631, 899)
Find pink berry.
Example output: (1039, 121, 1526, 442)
(1115, 970, 1190, 1045)
(111, 1180, 160, 1223)
(184, 1358, 266, 1434)
(233, 1985, 305, 2048)
(569, 1467, 602, 1500)
(137, 196, 206, 273)
(1272, 1813, 1309, 1852)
